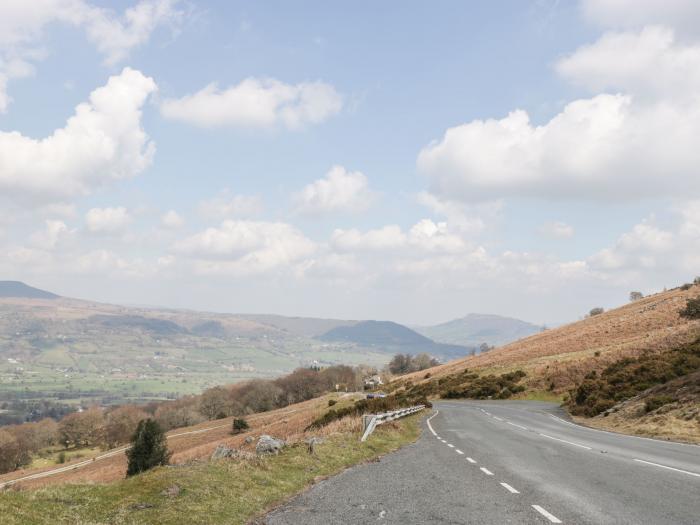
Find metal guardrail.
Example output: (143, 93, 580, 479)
(360, 405, 426, 442)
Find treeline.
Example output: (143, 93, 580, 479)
(0, 364, 369, 475)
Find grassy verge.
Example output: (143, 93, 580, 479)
(0, 415, 421, 525)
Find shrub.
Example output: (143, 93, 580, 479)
(645, 395, 676, 413)
(679, 296, 700, 320)
(125, 419, 170, 477)
(680, 283, 693, 291)
(328, 399, 337, 407)
(56, 451, 66, 464)
(589, 307, 605, 317)
(232, 418, 250, 434)
(629, 291, 644, 302)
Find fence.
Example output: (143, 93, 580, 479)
(360, 405, 426, 442)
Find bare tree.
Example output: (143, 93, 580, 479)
(104, 406, 149, 447)
(58, 407, 104, 448)
(199, 386, 231, 420)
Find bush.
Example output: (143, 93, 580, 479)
(56, 451, 66, 464)
(327, 399, 337, 407)
(125, 419, 170, 477)
(680, 283, 693, 291)
(679, 296, 700, 320)
(589, 307, 605, 317)
(232, 418, 249, 434)
(645, 395, 676, 413)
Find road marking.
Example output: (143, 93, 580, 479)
(532, 505, 562, 523)
(440, 439, 447, 443)
(507, 421, 528, 430)
(633, 459, 700, 478)
(500, 482, 519, 494)
(480, 467, 494, 476)
(455, 449, 464, 455)
(447, 444, 455, 448)
(466, 457, 477, 463)
(493, 416, 504, 421)
(539, 433, 592, 450)
(426, 410, 439, 436)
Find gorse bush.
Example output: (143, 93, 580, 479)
(644, 395, 676, 413)
(567, 338, 700, 417)
(679, 296, 700, 320)
(232, 418, 249, 434)
(125, 419, 170, 477)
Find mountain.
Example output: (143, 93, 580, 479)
(236, 314, 355, 338)
(318, 320, 471, 359)
(415, 313, 543, 348)
(0, 281, 59, 300)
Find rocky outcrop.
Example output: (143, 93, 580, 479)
(256, 435, 286, 455)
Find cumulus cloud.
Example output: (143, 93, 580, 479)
(198, 190, 264, 219)
(85, 207, 132, 233)
(539, 221, 574, 239)
(0, 67, 157, 203)
(294, 166, 374, 215)
(581, 0, 700, 35)
(174, 220, 316, 275)
(160, 78, 342, 129)
(0, 0, 181, 112)
(29, 220, 75, 250)
(161, 210, 184, 229)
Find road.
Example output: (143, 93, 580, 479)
(264, 400, 700, 524)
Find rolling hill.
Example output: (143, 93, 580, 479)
(318, 320, 471, 359)
(414, 313, 544, 348)
(0, 281, 58, 300)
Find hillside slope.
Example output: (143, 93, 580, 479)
(415, 313, 543, 347)
(0, 281, 58, 299)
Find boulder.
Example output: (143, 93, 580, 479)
(244, 436, 254, 444)
(256, 434, 286, 455)
(211, 444, 255, 461)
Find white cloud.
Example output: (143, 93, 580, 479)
(174, 220, 316, 275)
(331, 225, 405, 252)
(160, 78, 342, 129)
(581, 0, 700, 35)
(0, 68, 156, 203)
(29, 219, 75, 250)
(539, 221, 574, 239)
(161, 210, 184, 229)
(85, 207, 132, 233)
(294, 166, 374, 215)
(0, 0, 181, 112)
(198, 190, 264, 219)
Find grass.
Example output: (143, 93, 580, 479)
(0, 415, 422, 525)
(29, 447, 102, 469)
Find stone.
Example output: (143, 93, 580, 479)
(244, 436, 254, 444)
(162, 485, 180, 498)
(211, 443, 255, 461)
(256, 434, 286, 455)
(305, 436, 324, 454)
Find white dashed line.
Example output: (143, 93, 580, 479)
(539, 433, 592, 450)
(633, 459, 700, 478)
(466, 457, 477, 464)
(500, 482, 520, 494)
(447, 444, 455, 448)
(493, 416, 504, 421)
(507, 422, 528, 430)
(532, 505, 562, 523)
(480, 467, 494, 476)
(455, 449, 464, 455)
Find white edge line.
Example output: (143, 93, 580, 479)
(539, 433, 592, 450)
(500, 482, 520, 494)
(507, 422, 528, 430)
(633, 458, 700, 478)
(426, 410, 439, 436)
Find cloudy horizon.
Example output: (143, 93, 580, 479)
(2, 1, 699, 326)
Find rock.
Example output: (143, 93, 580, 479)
(162, 485, 180, 498)
(130, 503, 154, 510)
(305, 436, 324, 454)
(244, 436, 254, 444)
(211, 443, 255, 461)
(256, 434, 286, 455)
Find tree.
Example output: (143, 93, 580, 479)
(589, 307, 605, 317)
(479, 343, 493, 353)
(629, 291, 644, 302)
(388, 354, 413, 374)
(155, 397, 205, 430)
(104, 406, 148, 447)
(412, 353, 439, 371)
(125, 419, 171, 477)
(0, 429, 24, 474)
(680, 296, 700, 320)
(58, 407, 104, 447)
(232, 418, 249, 434)
(240, 380, 283, 413)
(199, 386, 230, 420)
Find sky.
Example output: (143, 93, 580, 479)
(2, 0, 700, 326)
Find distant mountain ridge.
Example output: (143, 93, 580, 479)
(318, 320, 471, 359)
(0, 281, 59, 300)
(415, 313, 543, 348)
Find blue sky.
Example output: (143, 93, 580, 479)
(2, 1, 699, 325)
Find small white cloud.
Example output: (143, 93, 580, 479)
(85, 207, 132, 233)
(294, 165, 374, 215)
(198, 190, 264, 219)
(161, 210, 184, 229)
(30, 220, 75, 250)
(161, 77, 342, 129)
(539, 221, 575, 239)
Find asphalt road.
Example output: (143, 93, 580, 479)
(264, 400, 700, 524)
